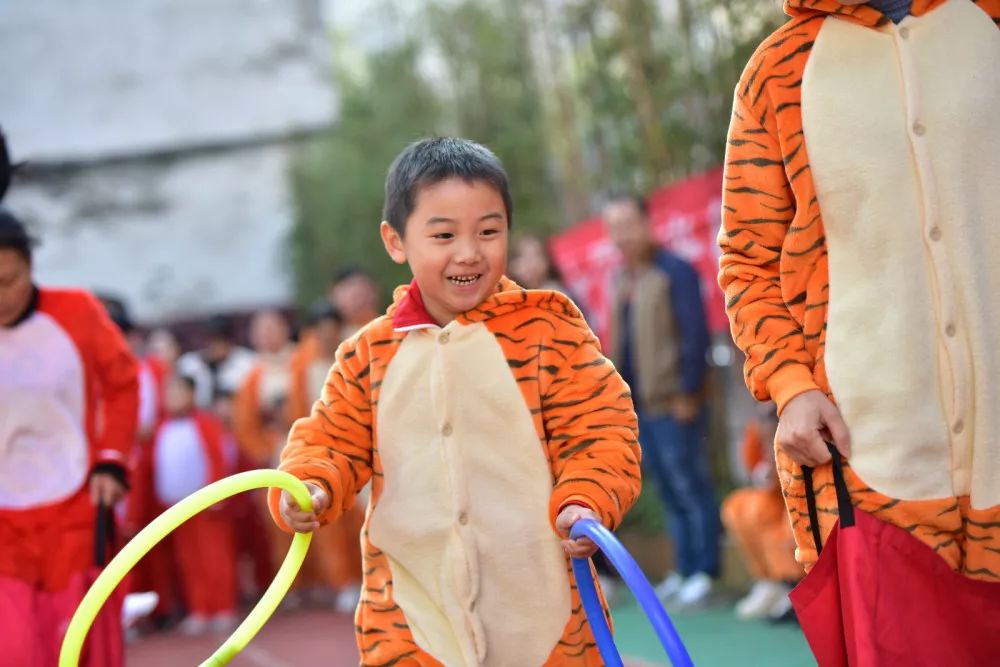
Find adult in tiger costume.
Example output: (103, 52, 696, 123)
(270, 137, 641, 666)
(719, 0, 1000, 581)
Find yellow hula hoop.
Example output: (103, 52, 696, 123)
(59, 469, 314, 667)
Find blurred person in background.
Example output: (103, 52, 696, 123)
(98, 296, 167, 444)
(98, 296, 177, 628)
(233, 308, 297, 598)
(508, 233, 569, 293)
(152, 375, 237, 635)
(147, 327, 182, 370)
(326, 265, 382, 339)
(286, 300, 364, 612)
(603, 193, 720, 609)
(721, 403, 800, 622)
(177, 314, 256, 408)
(0, 206, 138, 663)
(234, 309, 295, 467)
(211, 386, 274, 603)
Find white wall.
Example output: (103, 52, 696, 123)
(0, 0, 334, 162)
(0, 0, 336, 322)
(10, 145, 295, 322)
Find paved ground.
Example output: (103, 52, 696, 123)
(126, 601, 814, 666)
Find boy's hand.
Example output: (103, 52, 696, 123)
(90, 472, 127, 507)
(777, 390, 852, 466)
(556, 505, 600, 559)
(279, 483, 330, 533)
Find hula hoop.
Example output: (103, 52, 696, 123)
(570, 519, 693, 667)
(59, 469, 314, 667)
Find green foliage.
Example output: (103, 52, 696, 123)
(288, 43, 441, 308)
(288, 0, 785, 304)
(424, 1, 560, 236)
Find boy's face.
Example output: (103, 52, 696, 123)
(603, 200, 654, 267)
(329, 274, 380, 325)
(315, 317, 342, 355)
(164, 377, 195, 416)
(0, 248, 32, 327)
(250, 310, 289, 355)
(381, 177, 508, 326)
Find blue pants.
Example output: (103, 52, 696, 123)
(638, 410, 722, 577)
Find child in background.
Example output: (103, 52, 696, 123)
(286, 301, 364, 613)
(154, 375, 237, 635)
(721, 403, 800, 621)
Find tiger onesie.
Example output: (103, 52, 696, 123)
(269, 277, 641, 666)
(719, 0, 1000, 581)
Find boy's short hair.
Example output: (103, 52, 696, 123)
(329, 264, 375, 287)
(175, 374, 198, 393)
(98, 294, 134, 334)
(205, 314, 236, 342)
(0, 209, 36, 263)
(308, 298, 343, 326)
(603, 191, 649, 217)
(382, 137, 513, 236)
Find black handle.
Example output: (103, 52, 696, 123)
(94, 502, 116, 568)
(801, 443, 854, 556)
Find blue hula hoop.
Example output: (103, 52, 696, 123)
(570, 519, 694, 667)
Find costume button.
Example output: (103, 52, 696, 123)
(929, 227, 942, 242)
(945, 323, 956, 338)
(913, 121, 926, 137)
(899, 26, 910, 39)
(442, 423, 453, 437)
(438, 331, 450, 344)
(953, 420, 965, 435)
(458, 511, 469, 525)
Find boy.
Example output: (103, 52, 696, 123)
(272, 138, 641, 666)
(719, 0, 1000, 578)
(153, 374, 237, 634)
(720, 403, 800, 621)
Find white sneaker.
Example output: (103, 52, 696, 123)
(676, 572, 714, 607)
(209, 612, 239, 635)
(735, 580, 787, 619)
(121, 591, 159, 628)
(178, 614, 210, 636)
(766, 585, 794, 620)
(335, 585, 361, 614)
(654, 572, 685, 601)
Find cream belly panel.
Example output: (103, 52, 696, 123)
(0, 313, 88, 509)
(802, 1, 1000, 504)
(368, 321, 570, 666)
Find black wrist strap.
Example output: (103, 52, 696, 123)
(801, 442, 854, 555)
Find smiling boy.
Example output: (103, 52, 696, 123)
(269, 138, 641, 666)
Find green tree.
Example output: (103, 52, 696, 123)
(289, 0, 785, 305)
(425, 0, 561, 236)
(288, 43, 441, 307)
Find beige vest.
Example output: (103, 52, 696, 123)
(608, 263, 681, 414)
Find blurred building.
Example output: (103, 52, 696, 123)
(0, 0, 336, 322)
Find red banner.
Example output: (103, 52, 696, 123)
(548, 166, 727, 344)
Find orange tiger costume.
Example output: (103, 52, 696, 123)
(720, 0, 1000, 580)
(269, 278, 640, 666)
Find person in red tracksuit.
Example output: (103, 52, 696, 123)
(0, 211, 139, 665)
(153, 374, 238, 635)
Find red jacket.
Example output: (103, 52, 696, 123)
(0, 287, 139, 514)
